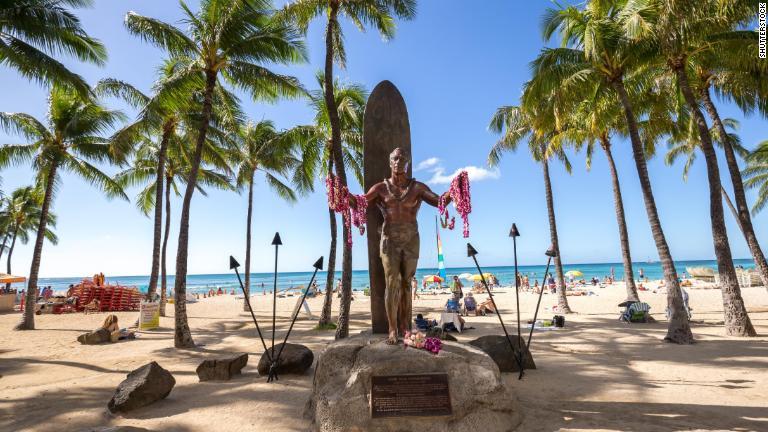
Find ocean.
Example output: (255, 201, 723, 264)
(35, 258, 756, 294)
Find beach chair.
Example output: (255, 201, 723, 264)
(619, 301, 651, 323)
(462, 296, 478, 316)
(445, 299, 460, 313)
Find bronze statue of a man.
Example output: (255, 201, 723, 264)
(355, 148, 450, 344)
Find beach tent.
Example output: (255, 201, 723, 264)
(0, 273, 25, 284)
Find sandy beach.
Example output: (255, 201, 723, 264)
(1, 282, 767, 432)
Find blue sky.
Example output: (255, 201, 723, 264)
(1, 1, 767, 278)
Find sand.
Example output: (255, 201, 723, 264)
(1, 282, 766, 432)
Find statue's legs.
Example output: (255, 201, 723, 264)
(380, 222, 419, 344)
(382, 253, 403, 344)
(397, 257, 418, 335)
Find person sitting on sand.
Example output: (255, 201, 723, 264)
(637, 282, 648, 291)
(101, 315, 135, 342)
(414, 313, 437, 330)
(477, 297, 496, 315)
(216, 287, 223, 296)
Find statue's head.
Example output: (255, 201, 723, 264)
(389, 147, 409, 174)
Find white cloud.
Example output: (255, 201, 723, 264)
(415, 157, 441, 171)
(427, 165, 501, 185)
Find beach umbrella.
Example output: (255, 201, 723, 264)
(565, 270, 583, 277)
(469, 273, 494, 281)
(458, 273, 473, 280)
(423, 275, 443, 283)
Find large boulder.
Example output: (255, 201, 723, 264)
(77, 328, 110, 345)
(196, 353, 248, 381)
(257, 343, 313, 376)
(468, 335, 536, 373)
(108, 362, 175, 413)
(307, 333, 520, 432)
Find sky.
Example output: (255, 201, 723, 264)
(1, 0, 767, 278)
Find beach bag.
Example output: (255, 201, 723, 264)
(552, 315, 565, 328)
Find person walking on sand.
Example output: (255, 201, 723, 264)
(411, 277, 420, 300)
(638, 268, 644, 282)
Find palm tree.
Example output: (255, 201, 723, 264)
(116, 132, 233, 315)
(231, 120, 307, 311)
(488, 103, 572, 314)
(562, 87, 641, 302)
(296, 73, 366, 328)
(124, 0, 305, 347)
(0, 0, 106, 95)
(0, 84, 127, 330)
(743, 140, 768, 215)
(98, 58, 242, 310)
(623, 0, 755, 336)
(540, 0, 693, 343)
(280, 0, 415, 339)
(0, 186, 58, 288)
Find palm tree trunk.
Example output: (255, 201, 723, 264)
(319, 207, 338, 326)
(0, 234, 9, 262)
(6, 229, 18, 291)
(611, 78, 693, 344)
(147, 124, 171, 301)
(160, 175, 171, 317)
(702, 86, 768, 293)
(721, 187, 743, 231)
(244, 171, 254, 312)
(14, 162, 57, 331)
(324, 6, 352, 339)
(675, 65, 755, 336)
(600, 135, 639, 302)
(542, 160, 572, 313)
(172, 71, 217, 347)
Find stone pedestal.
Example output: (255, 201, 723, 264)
(307, 333, 520, 432)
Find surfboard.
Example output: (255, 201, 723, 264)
(363, 80, 412, 334)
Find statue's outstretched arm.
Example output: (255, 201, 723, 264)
(350, 184, 381, 208)
(421, 183, 450, 208)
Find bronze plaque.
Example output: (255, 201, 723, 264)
(371, 374, 452, 418)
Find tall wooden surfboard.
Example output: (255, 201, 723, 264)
(363, 80, 412, 334)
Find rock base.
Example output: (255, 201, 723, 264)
(108, 362, 175, 413)
(257, 343, 313, 376)
(196, 353, 248, 381)
(468, 335, 536, 372)
(307, 333, 520, 432)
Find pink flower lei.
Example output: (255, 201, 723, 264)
(326, 173, 367, 246)
(438, 171, 472, 238)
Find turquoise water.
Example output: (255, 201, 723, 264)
(35, 259, 755, 294)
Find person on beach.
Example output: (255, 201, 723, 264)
(638, 268, 644, 281)
(451, 275, 464, 299)
(411, 277, 420, 300)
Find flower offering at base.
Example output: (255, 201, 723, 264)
(403, 331, 442, 354)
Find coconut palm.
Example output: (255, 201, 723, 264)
(488, 102, 573, 314)
(0, 84, 127, 330)
(98, 58, 242, 310)
(231, 120, 309, 311)
(557, 82, 641, 302)
(280, 0, 415, 339)
(0, 0, 106, 95)
(540, 0, 693, 343)
(0, 186, 58, 288)
(116, 132, 233, 315)
(295, 73, 366, 328)
(622, 0, 755, 336)
(124, 0, 305, 347)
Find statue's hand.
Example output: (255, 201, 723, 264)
(441, 191, 451, 205)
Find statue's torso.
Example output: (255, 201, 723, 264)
(375, 178, 423, 225)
